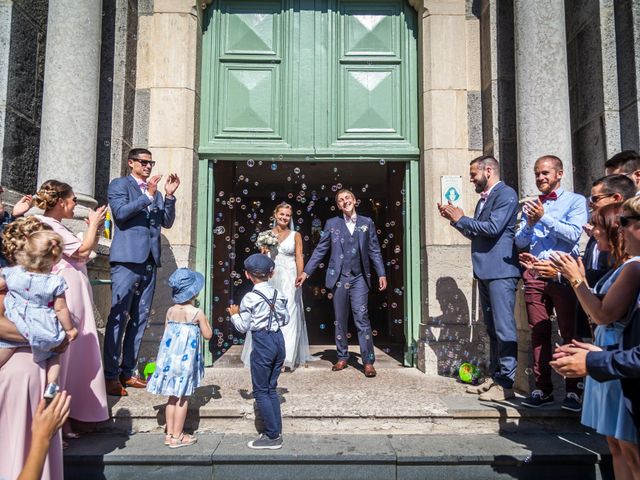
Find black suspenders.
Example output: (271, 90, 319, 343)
(252, 289, 279, 331)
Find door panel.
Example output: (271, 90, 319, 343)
(200, 0, 417, 157)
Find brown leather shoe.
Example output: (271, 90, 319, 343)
(105, 379, 128, 396)
(364, 364, 377, 378)
(120, 375, 147, 388)
(332, 359, 348, 371)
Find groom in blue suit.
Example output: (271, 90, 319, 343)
(297, 189, 387, 377)
(439, 155, 520, 401)
(103, 148, 180, 396)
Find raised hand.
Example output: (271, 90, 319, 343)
(227, 304, 239, 316)
(518, 252, 537, 270)
(532, 259, 558, 279)
(438, 202, 464, 222)
(87, 205, 107, 228)
(147, 175, 162, 196)
(12, 195, 33, 217)
(550, 252, 583, 284)
(165, 173, 180, 197)
(523, 199, 544, 226)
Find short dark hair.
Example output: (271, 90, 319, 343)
(334, 188, 355, 203)
(604, 150, 640, 173)
(128, 148, 152, 161)
(592, 174, 636, 200)
(535, 155, 563, 171)
(470, 155, 500, 171)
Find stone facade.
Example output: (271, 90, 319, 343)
(1, 0, 640, 387)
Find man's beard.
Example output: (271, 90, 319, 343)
(475, 177, 488, 193)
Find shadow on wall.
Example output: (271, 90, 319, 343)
(419, 276, 490, 377)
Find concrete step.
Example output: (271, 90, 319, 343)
(63, 432, 613, 480)
(87, 346, 585, 436)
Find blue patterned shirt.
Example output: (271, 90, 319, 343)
(515, 188, 588, 259)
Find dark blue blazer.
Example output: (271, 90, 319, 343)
(452, 182, 520, 280)
(304, 215, 386, 289)
(108, 175, 176, 266)
(587, 301, 640, 430)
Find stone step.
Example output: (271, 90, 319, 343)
(63, 432, 613, 480)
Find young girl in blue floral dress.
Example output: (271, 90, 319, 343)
(146, 268, 212, 448)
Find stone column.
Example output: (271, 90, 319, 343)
(38, 0, 102, 207)
(514, 0, 572, 197)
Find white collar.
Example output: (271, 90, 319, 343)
(343, 213, 357, 223)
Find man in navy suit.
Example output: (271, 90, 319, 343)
(439, 155, 520, 402)
(296, 189, 387, 377)
(103, 148, 180, 396)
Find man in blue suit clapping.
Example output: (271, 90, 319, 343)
(103, 148, 180, 396)
(439, 155, 520, 402)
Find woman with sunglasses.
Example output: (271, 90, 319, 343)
(551, 198, 640, 480)
(33, 180, 109, 440)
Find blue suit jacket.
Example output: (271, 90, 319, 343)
(303, 215, 386, 289)
(452, 182, 520, 280)
(587, 302, 640, 430)
(108, 175, 176, 266)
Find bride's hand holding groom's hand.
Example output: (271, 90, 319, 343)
(295, 272, 308, 288)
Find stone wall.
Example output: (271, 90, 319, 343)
(95, 0, 139, 206)
(0, 0, 48, 193)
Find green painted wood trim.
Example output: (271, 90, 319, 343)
(195, 159, 215, 366)
(403, 159, 422, 366)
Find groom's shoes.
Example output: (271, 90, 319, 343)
(364, 364, 377, 378)
(332, 360, 348, 371)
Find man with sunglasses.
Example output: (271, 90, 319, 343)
(604, 150, 640, 194)
(104, 148, 180, 396)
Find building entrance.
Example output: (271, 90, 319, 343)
(208, 160, 407, 363)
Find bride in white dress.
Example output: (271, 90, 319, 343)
(241, 202, 315, 370)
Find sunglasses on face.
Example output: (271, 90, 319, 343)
(131, 158, 156, 167)
(619, 215, 640, 227)
(589, 193, 614, 204)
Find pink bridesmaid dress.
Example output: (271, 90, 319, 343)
(0, 349, 64, 480)
(37, 215, 109, 422)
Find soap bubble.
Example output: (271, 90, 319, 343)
(247, 159, 255, 167)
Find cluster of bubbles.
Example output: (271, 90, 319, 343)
(205, 159, 408, 360)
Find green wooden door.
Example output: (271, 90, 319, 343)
(200, 0, 418, 159)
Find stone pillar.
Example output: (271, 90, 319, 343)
(38, 0, 102, 207)
(514, 0, 572, 197)
(416, 0, 488, 376)
(134, 0, 201, 363)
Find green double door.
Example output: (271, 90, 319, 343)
(201, 0, 418, 159)
(198, 0, 421, 366)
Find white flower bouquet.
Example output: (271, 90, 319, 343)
(256, 230, 279, 250)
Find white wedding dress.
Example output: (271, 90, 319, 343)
(240, 230, 315, 369)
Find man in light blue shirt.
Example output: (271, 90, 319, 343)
(515, 155, 588, 411)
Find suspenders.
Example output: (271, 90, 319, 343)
(252, 289, 279, 331)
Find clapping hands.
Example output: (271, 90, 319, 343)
(550, 340, 602, 377)
(165, 173, 180, 197)
(437, 201, 464, 223)
(523, 199, 544, 226)
(227, 304, 239, 316)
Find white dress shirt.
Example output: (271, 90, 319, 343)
(344, 213, 357, 235)
(230, 282, 289, 333)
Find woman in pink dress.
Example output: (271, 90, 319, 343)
(0, 216, 64, 480)
(34, 180, 109, 430)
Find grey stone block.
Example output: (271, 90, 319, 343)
(467, 90, 483, 151)
(1, 110, 39, 192)
(13, 0, 48, 28)
(138, 0, 153, 15)
(212, 434, 396, 480)
(565, 0, 599, 42)
(133, 88, 150, 147)
(6, 6, 39, 119)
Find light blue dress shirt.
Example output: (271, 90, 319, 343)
(230, 282, 289, 333)
(515, 188, 588, 259)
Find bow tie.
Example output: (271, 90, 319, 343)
(538, 191, 558, 203)
(479, 191, 490, 200)
(140, 182, 148, 191)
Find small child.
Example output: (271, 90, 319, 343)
(146, 268, 213, 448)
(0, 229, 77, 398)
(227, 253, 289, 450)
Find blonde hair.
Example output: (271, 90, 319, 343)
(14, 230, 63, 272)
(34, 179, 73, 211)
(273, 202, 292, 217)
(2, 217, 50, 265)
(623, 195, 640, 216)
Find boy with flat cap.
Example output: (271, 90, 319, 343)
(228, 253, 289, 450)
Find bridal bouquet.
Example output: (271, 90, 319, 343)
(256, 230, 278, 250)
